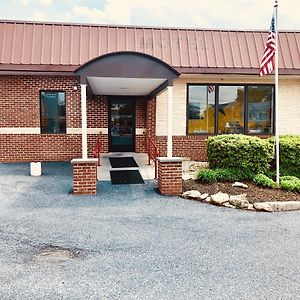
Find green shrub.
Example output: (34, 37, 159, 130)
(196, 169, 217, 183)
(280, 176, 300, 192)
(253, 174, 276, 189)
(196, 168, 253, 183)
(214, 168, 253, 181)
(207, 134, 274, 174)
(269, 135, 300, 178)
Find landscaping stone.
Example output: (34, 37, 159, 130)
(182, 190, 201, 200)
(223, 202, 236, 209)
(253, 201, 300, 212)
(211, 192, 229, 205)
(188, 161, 209, 172)
(204, 196, 211, 203)
(247, 204, 255, 211)
(229, 194, 247, 202)
(182, 173, 194, 181)
(232, 182, 249, 189)
(200, 193, 209, 200)
(229, 194, 249, 209)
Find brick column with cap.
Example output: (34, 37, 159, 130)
(71, 158, 98, 195)
(157, 157, 183, 196)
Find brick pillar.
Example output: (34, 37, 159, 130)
(146, 97, 156, 139)
(71, 158, 98, 195)
(157, 157, 183, 196)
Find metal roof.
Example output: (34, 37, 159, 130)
(0, 20, 299, 74)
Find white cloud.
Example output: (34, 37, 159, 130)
(31, 9, 48, 21)
(4, 0, 300, 30)
(10, 0, 52, 6)
(69, 0, 300, 30)
(39, 0, 52, 6)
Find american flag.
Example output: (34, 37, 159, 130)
(259, 13, 276, 77)
(208, 85, 215, 93)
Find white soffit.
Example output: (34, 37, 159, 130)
(87, 77, 166, 96)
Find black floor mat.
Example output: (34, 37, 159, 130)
(109, 157, 139, 168)
(110, 170, 144, 184)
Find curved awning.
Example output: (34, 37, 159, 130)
(74, 51, 180, 96)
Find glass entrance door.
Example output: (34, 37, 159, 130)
(109, 98, 135, 152)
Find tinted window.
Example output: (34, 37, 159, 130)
(247, 86, 274, 134)
(218, 86, 244, 134)
(187, 85, 215, 134)
(41, 91, 66, 134)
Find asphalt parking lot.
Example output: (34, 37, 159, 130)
(0, 162, 300, 300)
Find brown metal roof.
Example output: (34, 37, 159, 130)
(0, 20, 300, 74)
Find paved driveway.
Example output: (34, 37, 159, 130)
(0, 162, 300, 300)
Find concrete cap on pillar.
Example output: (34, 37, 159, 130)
(156, 157, 183, 163)
(71, 158, 98, 164)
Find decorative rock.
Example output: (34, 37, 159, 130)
(229, 194, 247, 201)
(204, 197, 211, 203)
(182, 190, 201, 200)
(200, 193, 209, 200)
(182, 173, 193, 181)
(211, 192, 229, 206)
(232, 182, 248, 189)
(223, 202, 236, 209)
(229, 194, 249, 209)
(247, 204, 255, 211)
(253, 201, 300, 212)
(253, 202, 275, 212)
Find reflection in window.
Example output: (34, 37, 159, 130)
(247, 86, 274, 134)
(218, 86, 244, 134)
(187, 85, 215, 134)
(41, 91, 66, 134)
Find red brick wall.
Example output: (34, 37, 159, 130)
(146, 97, 156, 139)
(135, 98, 147, 152)
(0, 75, 81, 128)
(155, 135, 208, 161)
(87, 96, 108, 128)
(0, 75, 150, 162)
(136, 98, 147, 128)
(0, 134, 81, 162)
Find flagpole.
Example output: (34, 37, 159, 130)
(274, 0, 280, 185)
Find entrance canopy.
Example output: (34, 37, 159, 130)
(74, 51, 180, 97)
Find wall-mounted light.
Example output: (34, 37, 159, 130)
(73, 83, 78, 91)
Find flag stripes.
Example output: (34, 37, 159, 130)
(259, 14, 276, 77)
(208, 85, 215, 93)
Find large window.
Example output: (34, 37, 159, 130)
(187, 85, 215, 134)
(247, 86, 274, 134)
(187, 84, 274, 135)
(40, 91, 66, 134)
(218, 86, 244, 134)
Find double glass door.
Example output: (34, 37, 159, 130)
(109, 98, 135, 152)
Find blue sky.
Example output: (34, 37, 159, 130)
(1, 0, 299, 30)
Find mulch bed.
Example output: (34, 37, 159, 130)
(183, 180, 300, 204)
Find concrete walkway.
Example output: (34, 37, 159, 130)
(97, 152, 155, 181)
(0, 162, 300, 299)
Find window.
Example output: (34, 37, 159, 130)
(247, 85, 274, 134)
(40, 91, 66, 134)
(218, 86, 244, 134)
(187, 85, 215, 134)
(187, 84, 274, 135)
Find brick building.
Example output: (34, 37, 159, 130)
(0, 20, 300, 163)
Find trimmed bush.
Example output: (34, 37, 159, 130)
(207, 134, 274, 174)
(280, 176, 300, 192)
(269, 135, 300, 178)
(196, 168, 253, 183)
(253, 174, 276, 189)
